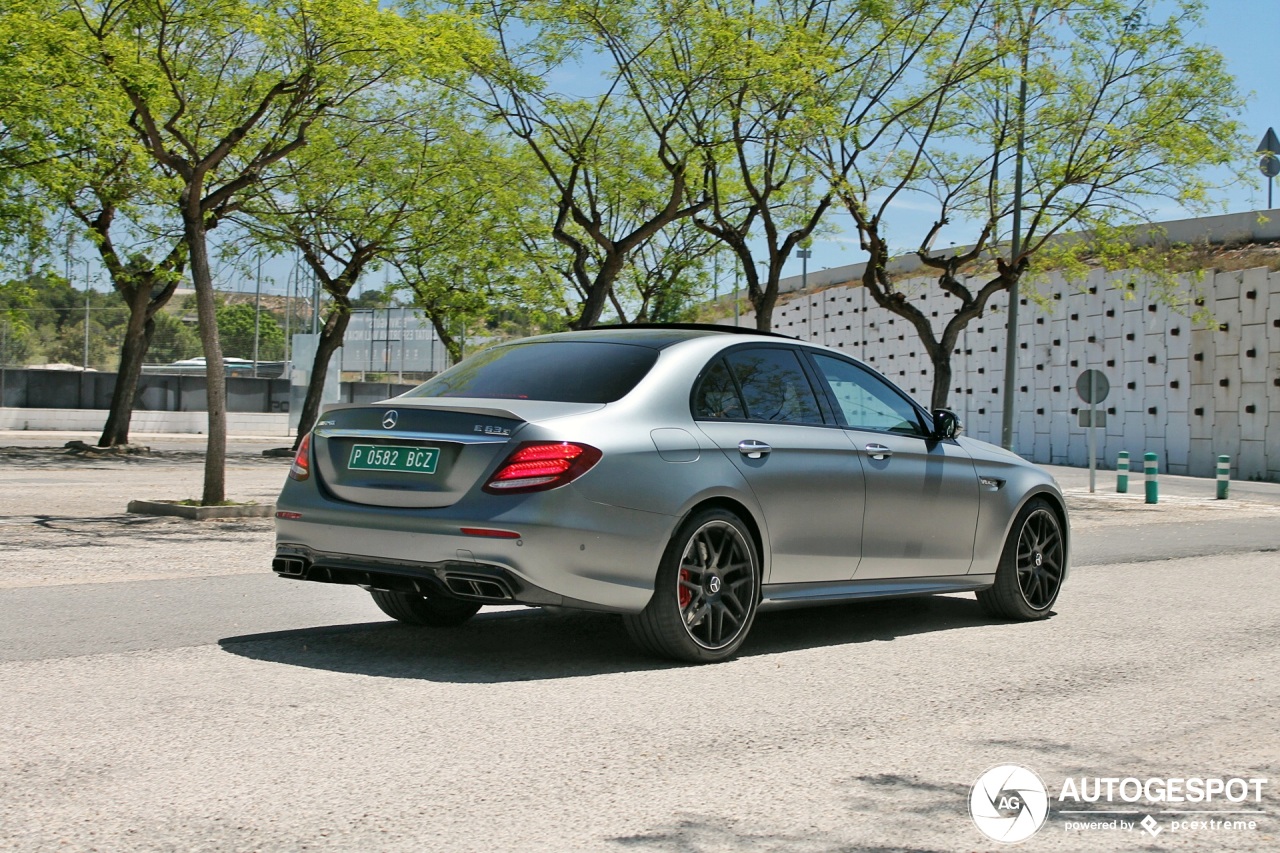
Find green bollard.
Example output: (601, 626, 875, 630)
(1217, 455, 1230, 500)
(1144, 452, 1158, 505)
(1117, 450, 1129, 493)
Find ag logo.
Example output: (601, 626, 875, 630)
(969, 764, 1049, 843)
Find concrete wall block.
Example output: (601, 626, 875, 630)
(1212, 297, 1241, 357)
(1122, 418, 1146, 459)
(1188, 438, 1217, 477)
(1239, 383, 1269, 439)
(1241, 268, 1270, 325)
(1189, 336, 1216, 384)
(1188, 385, 1216, 440)
(1120, 361, 1147, 408)
(1164, 417, 1192, 474)
(1267, 287, 1280, 335)
(1238, 439, 1267, 481)
(1239, 324, 1270, 383)
(1266, 419, 1280, 481)
(1212, 270, 1245, 303)
(1143, 435, 1168, 469)
(1164, 359, 1189, 410)
(1214, 420, 1243, 459)
(1163, 324, 1191, 359)
(1213, 379, 1241, 418)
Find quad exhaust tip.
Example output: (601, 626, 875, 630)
(273, 556, 307, 577)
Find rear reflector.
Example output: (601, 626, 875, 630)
(288, 434, 311, 481)
(460, 527, 522, 539)
(276, 511, 303, 520)
(483, 441, 602, 494)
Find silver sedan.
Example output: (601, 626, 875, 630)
(273, 325, 1068, 662)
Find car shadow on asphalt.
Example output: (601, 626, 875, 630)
(219, 594, 1017, 683)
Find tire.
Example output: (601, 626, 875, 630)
(623, 508, 760, 663)
(976, 497, 1065, 620)
(369, 589, 481, 627)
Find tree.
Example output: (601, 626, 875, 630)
(393, 147, 565, 360)
(2, 0, 191, 445)
(680, 0, 890, 331)
(464, 0, 718, 329)
(820, 0, 1243, 410)
(216, 302, 284, 360)
(71, 0, 485, 502)
(239, 88, 495, 447)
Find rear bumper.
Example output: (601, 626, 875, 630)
(272, 545, 611, 610)
(273, 479, 674, 613)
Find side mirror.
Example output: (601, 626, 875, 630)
(932, 408, 963, 440)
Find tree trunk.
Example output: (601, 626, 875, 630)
(930, 355, 953, 411)
(98, 284, 153, 447)
(98, 273, 177, 447)
(571, 254, 626, 329)
(292, 308, 352, 450)
(182, 201, 228, 505)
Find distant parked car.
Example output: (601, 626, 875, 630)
(273, 325, 1069, 662)
(144, 357, 258, 377)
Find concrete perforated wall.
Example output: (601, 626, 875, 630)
(739, 266, 1280, 481)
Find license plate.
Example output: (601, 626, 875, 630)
(347, 444, 440, 474)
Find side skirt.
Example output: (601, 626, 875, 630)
(762, 574, 996, 604)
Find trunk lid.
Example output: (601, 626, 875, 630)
(310, 399, 600, 508)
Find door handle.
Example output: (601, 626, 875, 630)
(864, 443, 892, 460)
(738, 439, 772, 459)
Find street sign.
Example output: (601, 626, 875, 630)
(1259, 130, 1280, 207)
(1075, 369, 1110, 404)
(1078, 410, 1107, 428)
(1257, 127, 1280, 155)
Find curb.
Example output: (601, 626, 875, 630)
(126, 500, 276, 521)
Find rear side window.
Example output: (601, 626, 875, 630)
(716, 348, 824, 424)
(692, 359, 745, 419)
(404, 341, 659, 403)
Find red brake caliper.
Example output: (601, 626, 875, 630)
(678, 569, 692, 609)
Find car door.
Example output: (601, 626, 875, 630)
(807, 352, 979, 580)
(692, 345, 867, 585)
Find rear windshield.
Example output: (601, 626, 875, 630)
(403, 340, 660, 403)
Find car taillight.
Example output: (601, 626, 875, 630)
(483, 441, 602, 494)
(289, 434, 312, 481)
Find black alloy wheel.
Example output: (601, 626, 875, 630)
(624, 508, 760, 663)
(977, 497, 1064, 620)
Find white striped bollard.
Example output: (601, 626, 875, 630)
(1217, 455, 1230, 500)
(1144, 452, 1158, 505)
(1116, 451, 1129, 493)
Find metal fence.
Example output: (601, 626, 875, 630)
(0, 305, 451, 379)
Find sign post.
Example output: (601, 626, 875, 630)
(1258, 128, 1280, 208)
(1076, 369, 1110, 493)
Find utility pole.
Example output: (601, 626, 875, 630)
(1000, 10, 1033, 452)
(83, 260, 91, 370)
(798, 248, 812, 341)
(252, 253, 262, 377)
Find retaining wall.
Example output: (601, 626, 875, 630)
(743, 265, 1280, 481)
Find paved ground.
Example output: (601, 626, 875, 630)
(1, 433, 1278, 851)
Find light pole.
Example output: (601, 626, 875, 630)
(1000, 10, 1033, 452)
(733, 259, 741, 327)
(252, 253, 262, 377)
(798, 248, 812, 340)
(83, 260, 91, 370)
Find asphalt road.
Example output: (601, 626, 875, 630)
(1, 442, 1278, 852)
